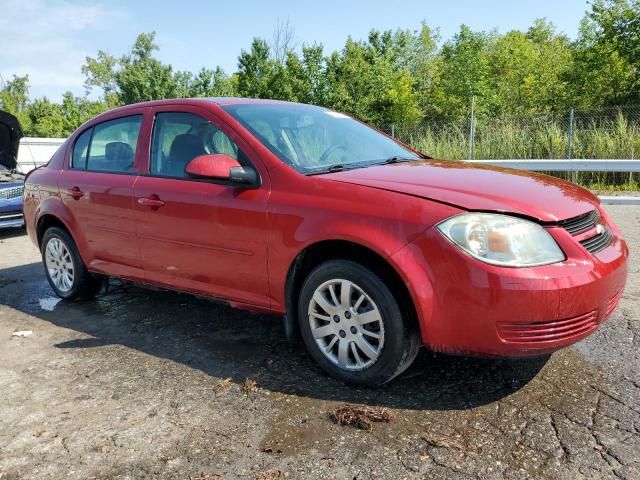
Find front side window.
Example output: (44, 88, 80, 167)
(86, 116, 142, 173)
(150, 112, 246, 179)
(71, 128, 92, 169)
(222, 104, 420, 174)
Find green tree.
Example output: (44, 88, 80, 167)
(236, 38, 292, 99)
(488, 19, 573, 114)
(60, 92, 109, 133)
(84, 32, 236, 105)
(285, 44, 329, 104)
(114, 32, 178, 104)
(325, 32, 422, 126)
(571, 0, 639, 106)
(28, 98, 64, 137)
(81, 50, 119, 107)
(188, 67, 235, 97)
(426, 26, 497, 120)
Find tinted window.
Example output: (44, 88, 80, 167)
(71, 128, 92, 169)
(87, 116, 142, 173)
(150, 112, 245, 179)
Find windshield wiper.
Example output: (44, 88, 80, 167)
(377, 156, 414, 165)
(305, 157, 414, 175)
(306, 164, 348, 175)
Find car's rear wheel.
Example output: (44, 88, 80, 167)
(298, 260, 420, 386)
(41, 227, 103, 300)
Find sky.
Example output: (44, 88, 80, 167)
(0, 0, 593, 101)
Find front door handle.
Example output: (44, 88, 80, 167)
(66, 186, 84, 200)
(137, 196, 165, 209)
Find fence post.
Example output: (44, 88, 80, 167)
(567, 108, 576, 182)
(391, 124, 395, 138)
(469, 95, 476, 160)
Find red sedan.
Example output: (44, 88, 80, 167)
(23, 98, 628, 386)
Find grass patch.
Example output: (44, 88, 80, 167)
(395, 111, 640, 188)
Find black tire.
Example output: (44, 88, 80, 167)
(298, 260, 420, 387)
(41, 227, 103, 300)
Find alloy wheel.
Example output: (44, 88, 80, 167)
(308, 278, 385, 371)
(45, 237, 75, 293)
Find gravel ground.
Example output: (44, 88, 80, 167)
(0, 205, 638, 480)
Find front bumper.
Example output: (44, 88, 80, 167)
(0, 211, 24, 229)
(392, 210, 629, 357)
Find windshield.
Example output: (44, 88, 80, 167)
(222, 103, 420, 174)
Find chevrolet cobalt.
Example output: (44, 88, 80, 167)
(23, 99, 628, 386)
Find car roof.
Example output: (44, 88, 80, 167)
(82, 98, 322, 127)
(103, 97, 316, 112)
(209, 97, 313, 107)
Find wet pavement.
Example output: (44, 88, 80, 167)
(0, 205, 639, 479)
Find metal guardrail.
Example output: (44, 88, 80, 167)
(597, 196, 640, 205)
(465, 159, 640, 204)
(12, 140, 640, 205)
(465, 159, 640, 172)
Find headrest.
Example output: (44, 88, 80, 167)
(105, 142, 134, 163)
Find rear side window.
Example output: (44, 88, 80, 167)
(86, 116, 142, 173)
(71, 128, 92, 169)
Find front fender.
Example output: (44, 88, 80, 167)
(266, 183, 462, 312)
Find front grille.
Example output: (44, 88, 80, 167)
(497, 310, 598, 343)
(580, 228, 613, 254)
(0, 211, 23, 220)
(605, 290, 623, 318)
(557, 209, 613, 254)
(558, 209, 599, 235)
(0, 185, 24, 200)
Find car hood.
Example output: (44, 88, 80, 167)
(0, 110, 24, 172)
(319, 160, 599, 222)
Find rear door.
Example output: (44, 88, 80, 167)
(133, 105, 271, 307)
(58, 112, 146, 279)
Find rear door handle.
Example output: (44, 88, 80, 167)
(137, 196, 165, 208)
(66, 186, 84, 199)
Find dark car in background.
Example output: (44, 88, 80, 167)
(0, 110, 25, 229)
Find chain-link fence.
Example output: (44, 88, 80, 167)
(383, 105, 640, 187)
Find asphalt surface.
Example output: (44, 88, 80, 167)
(0, 205, 638, 480)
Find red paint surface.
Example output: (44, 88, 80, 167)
(185, 154, 239, 179)
(23, 98, 629, 357)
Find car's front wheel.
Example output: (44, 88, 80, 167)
(298, 260, 420, 386)
(41, 227, 103, 300)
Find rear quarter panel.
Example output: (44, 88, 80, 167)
(24, 141, 87, 253)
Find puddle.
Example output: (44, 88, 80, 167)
(38, 296, 61, 311)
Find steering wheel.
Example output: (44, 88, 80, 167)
(319, 144, 347, 163)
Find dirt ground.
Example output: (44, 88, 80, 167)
(0, 205, 639, 480)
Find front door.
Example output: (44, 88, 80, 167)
(133, 107, 271, 307)
(58, 114, 144, 279)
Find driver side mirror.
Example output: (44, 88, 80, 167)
(185, 154, 258, 186)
